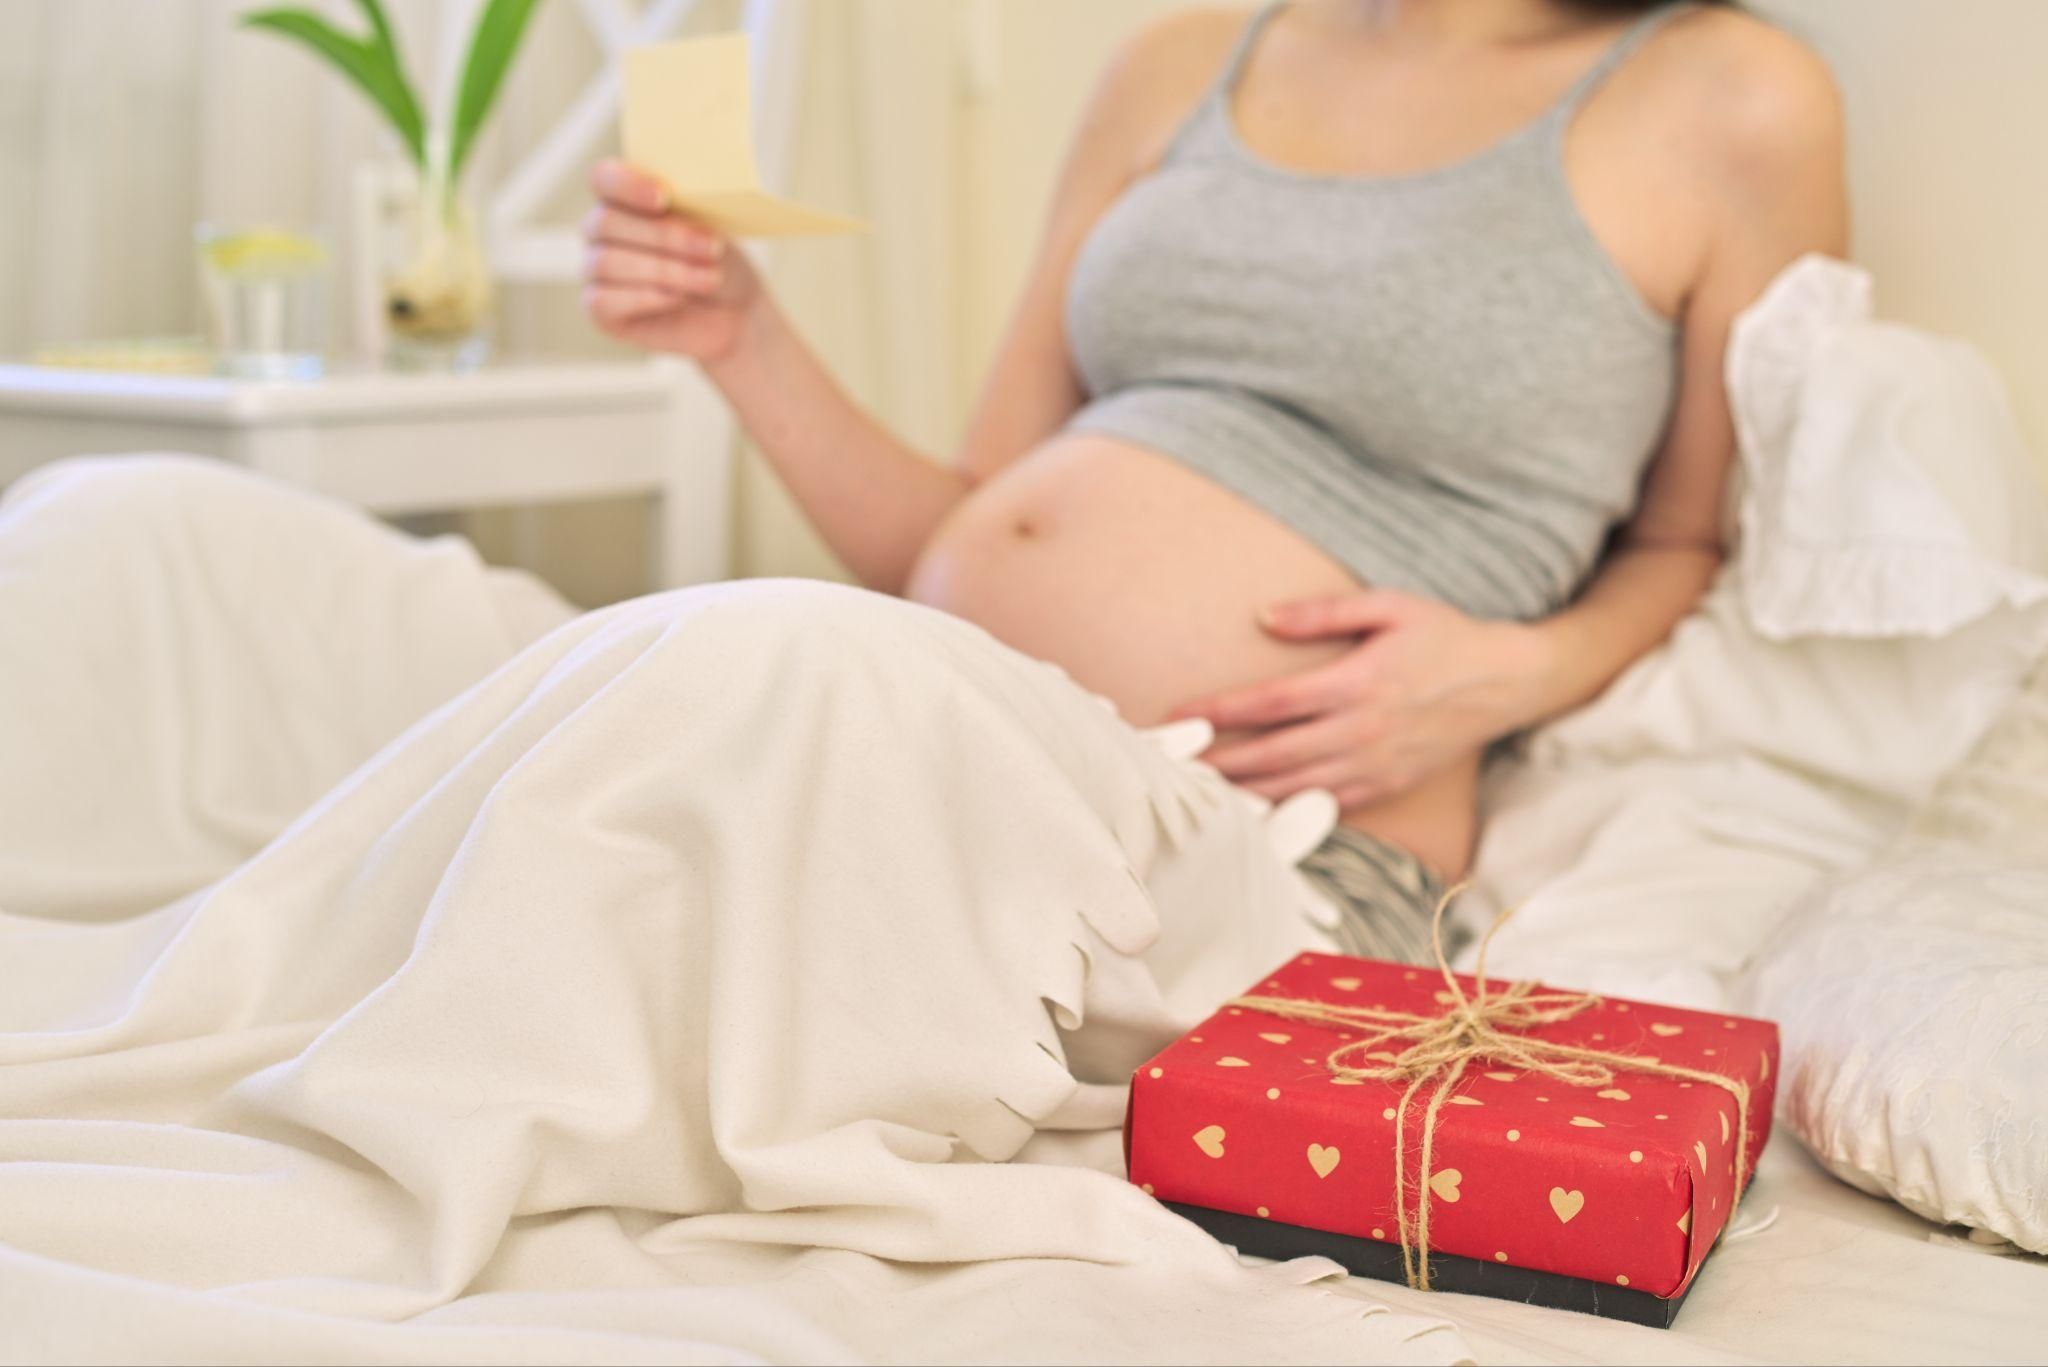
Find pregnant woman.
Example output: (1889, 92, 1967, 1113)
(583, 0, 1847, 959)
(0, 2, 1855, 1347)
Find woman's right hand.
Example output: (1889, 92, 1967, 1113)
(581, 159, 765, 364)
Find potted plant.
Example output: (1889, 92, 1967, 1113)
(242, 0, 543, 369)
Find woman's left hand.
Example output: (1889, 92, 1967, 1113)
(1167, 590, 1546, 809)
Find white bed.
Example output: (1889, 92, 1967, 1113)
(3, 258, 2047, 1364)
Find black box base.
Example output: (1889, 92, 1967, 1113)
(1165, 1201, 1693, 1328)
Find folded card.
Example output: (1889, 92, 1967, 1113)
(620, 32, 866, 238)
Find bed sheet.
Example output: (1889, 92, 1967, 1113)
(6, 456, 2044, 1365)
(1032, 1085, 2048, 1366)
(1423, 723, 2048, 1359)
(1362, 1128, 2048, 1365)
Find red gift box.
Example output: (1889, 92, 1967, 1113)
(1126, 951, 1778, 1318)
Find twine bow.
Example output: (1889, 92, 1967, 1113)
(1229, 889, 1752, 1291)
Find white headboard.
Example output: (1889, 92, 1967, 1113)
(1761, 0, 2048, 473)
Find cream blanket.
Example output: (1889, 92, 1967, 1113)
(0, 459, 1466, 1365)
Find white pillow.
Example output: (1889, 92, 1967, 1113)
(1739, 849, 2048, 1253)
(1474, 256, 2048, 1013)
(1739, 661, 2048, 1251)
(1532, 256, 2048, 811)
(1728, 253, 2048, 639)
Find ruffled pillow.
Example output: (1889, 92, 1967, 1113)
(1727, 253, 2048, 639)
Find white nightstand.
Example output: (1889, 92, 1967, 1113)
(0, 357, 735, 589)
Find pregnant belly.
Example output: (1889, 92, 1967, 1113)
(903, 434, 1476, 878)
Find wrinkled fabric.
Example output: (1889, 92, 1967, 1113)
(0, 458, 1464, 1366)
(0, 455, 576, 922)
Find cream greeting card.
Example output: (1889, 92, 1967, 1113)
(620, 32, 866, 238)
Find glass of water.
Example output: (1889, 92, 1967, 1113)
(195, 226, 331, 380)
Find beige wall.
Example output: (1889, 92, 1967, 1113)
(1756, 1, 2048, 460)
(954, 0, 1182, 408)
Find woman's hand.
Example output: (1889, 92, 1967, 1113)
(581, 159, 765, 363)
(1167, 590, 1548, 809)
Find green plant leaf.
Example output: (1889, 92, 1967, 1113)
(241, 7, 425, 169)
(349, 0, 402, 57)
(447, 0, 544, 184)
(349, 0, 428, 159)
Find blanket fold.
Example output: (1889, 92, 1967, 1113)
(0, 458, 1464, 1365)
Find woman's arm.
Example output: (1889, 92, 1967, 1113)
(1496, 22, 1850, 731)
(582, 11, 1227, 592)
(584, 163, 970, 591)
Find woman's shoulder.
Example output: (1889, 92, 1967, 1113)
(1077, 6, 1260, 173)
(1118, 4, 1255, 70)
(1099, 6, 1253, 109)
(1622, 9, 1850, 307)
(1633, 6, 1845, 178)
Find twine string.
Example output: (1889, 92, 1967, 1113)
(1229, 889, 1752, 1291)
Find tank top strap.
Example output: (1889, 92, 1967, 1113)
(1548, 1, 1697, 123)
(1159, 2, 1291, 165)
(1214, 1, 1291, 98)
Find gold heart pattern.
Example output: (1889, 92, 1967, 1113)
(1134, 955, 1769, 1298)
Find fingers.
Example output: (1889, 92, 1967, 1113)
(1170, 660, 1352, 729)
(582, 284, 680, 326)
(1201, 713, 1359, 782)
(590, 158, 668, 215)
(584, 244, 725, 296)
(582, 204, 724, 263)
(1260, 589, 1422, 640)
(582, 163, 731, 322)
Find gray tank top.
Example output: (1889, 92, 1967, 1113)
(1063, 1, 1688, 621)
